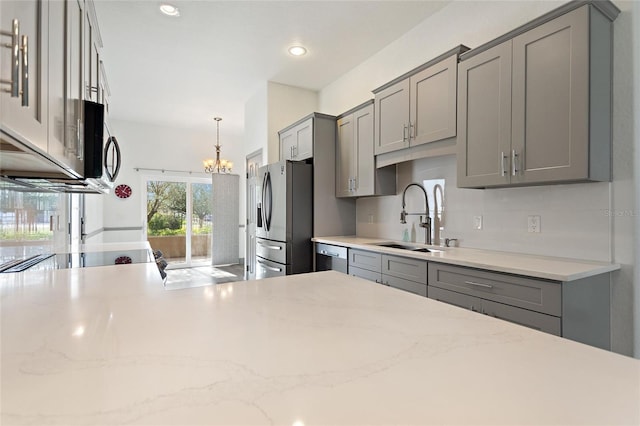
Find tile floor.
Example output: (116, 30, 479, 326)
(163, 264, 245, 290)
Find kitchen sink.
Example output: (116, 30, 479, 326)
(370, 242, 442, 253)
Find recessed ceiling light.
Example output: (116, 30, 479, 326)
(288, 45, 307, 57)
(160, 4, 180, 17)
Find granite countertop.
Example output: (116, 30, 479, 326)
(312, 236, 620, 281)
(1, 268, 638, 425)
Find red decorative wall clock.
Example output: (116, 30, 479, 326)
(114, 184, 132, 199)
(115, 256, 133, 265)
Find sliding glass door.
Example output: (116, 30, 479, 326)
(145, 177, 212, 268)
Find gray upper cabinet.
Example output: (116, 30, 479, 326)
(457, 3, 618, 188)
(373, 79, 410, 155)
(373, 46, 468, 157)
(336, 101, 396, 198)
(0, 0, 49, 153)
(1, 0, 110, 180)
(280, 117, 313, 161)
(457, 41, 512, 188)
(409, 54, 458, 147)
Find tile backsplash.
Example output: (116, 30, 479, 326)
(356, 155, 612, 262)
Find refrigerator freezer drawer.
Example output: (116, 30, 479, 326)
(256, 238, 287, 265)
(256, 256, 287, 279)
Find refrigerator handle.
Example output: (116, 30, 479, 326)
(257, 203, 262, 228)
(265, 171, 272, 232)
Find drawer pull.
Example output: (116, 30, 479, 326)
(465, 280, 493, 289)
(257, 259, 282, 272)
(257, 241, 282, 250)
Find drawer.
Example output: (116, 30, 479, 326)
(382, 274, 427, 297)
(428, 263, 561, 316)
(382, 254, 427, 284)
(428, 286, 482, 312)
(256, 238, 287, 264)
(482, 299, 561, 336)
(349, 265, 382, 284)
(349, 249, 381, 272)
(256, 257, 287, 279)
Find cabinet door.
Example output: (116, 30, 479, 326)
(428, 286, 482, 312)
(457, 41, 512, 188)
(65, 0, 84, 168)
(0, 0, 48, 152)
(349, 265, 382, 284)
(348, 249, 381, 272)
(294, 118, 313, 160)
(409, 54, 457, 147)
(353, 103, 375, 196)
(511, 6, 589, 184)
(382, 254, 427, 284)
(374, 79, 409, 155)
(382, 274, 427, 297)
(47, 0, 81, 174)
(481, 299, 562, 336)
(336, 113, 354, 197)
(279, 128, 295, 161)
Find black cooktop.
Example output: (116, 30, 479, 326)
(0, 249, 152, 273)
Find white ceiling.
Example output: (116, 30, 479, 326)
(94, 1, 450, 136)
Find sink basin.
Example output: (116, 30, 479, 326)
(370, 242, 442, 253)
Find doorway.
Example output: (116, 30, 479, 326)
(144, 176, 213, 268)
(245, 149, 262, 280)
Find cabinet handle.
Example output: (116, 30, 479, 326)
(76, 118, 82, 159)
(402, 124, 408, 143)
(257, 241, 282, 250)
(256, 259, 282, 272)
(320, 250, 340, 257)
(20, 35, 28, 106)
(0, 19, 20, 97)
(409, 121, 414, 140)
(464, 280, 493, 289)
(512, 150, 519, 176)
(352, 177, 357, 191)
(292, 145, 297, 158)
(500, 152, 507, 177)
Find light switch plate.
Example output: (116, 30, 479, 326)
(528, 215, 541, 233)
(473, 215, 483, 230)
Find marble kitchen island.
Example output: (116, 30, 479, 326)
(1, 267, 638, 425)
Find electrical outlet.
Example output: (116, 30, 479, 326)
(368, 214, 374, 224)
(528, 215, 541, 233)
(473, 215, 483, 230)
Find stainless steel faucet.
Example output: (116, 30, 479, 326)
(400, 183, 431, 245)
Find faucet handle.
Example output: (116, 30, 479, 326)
(400, 210, 407, 224)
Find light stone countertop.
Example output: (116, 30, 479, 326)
(312, 236, 620, 281)
(1, 268, 638, 425)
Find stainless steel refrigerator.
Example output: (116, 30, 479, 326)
(256, 160, 313, 279)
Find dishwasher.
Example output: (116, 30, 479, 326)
(315, 243, 348, 273)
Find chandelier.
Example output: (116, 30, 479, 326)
(204, 117, 232, 173)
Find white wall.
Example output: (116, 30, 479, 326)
(266, 82, 318, 163)
(318, 1, 637, 357)
(103, 119, 246, 260)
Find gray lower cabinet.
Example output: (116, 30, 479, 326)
(429, 286, 561, 335)
(348, 249, 427, 297)
(381, 254, 428, 297)
(382, 274, 426, 297)
(349, 265, 382, 284)
(457, 4, 617, 188)
(428, 262, 610, 349)
(349, 249, 381, 273)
